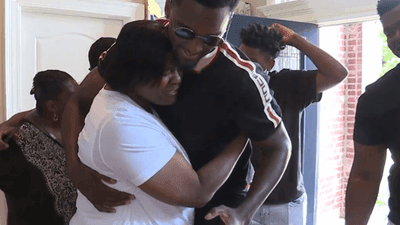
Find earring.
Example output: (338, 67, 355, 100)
(53, 113, 58, 122)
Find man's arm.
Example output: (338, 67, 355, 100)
(62, 67, 105, 166)
(345, 142, 387, 225)
(207, 123, 291, 224)
(61, 67, 134, 213)
(272, 23, 348, 93)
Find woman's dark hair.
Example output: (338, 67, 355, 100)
(30, 70, 75, 116)
(240, 23, 286, 59)
(377, 0, 400, 18)
(98, 20, 173, 94)
(88, 37, 116, 70)
(172, 0, 239, 11)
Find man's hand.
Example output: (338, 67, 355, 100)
(0, 126, 18, 151)
(272, 22, 348, 93)
(270, 23, 298, 46)
(205, 205, 247, 225)
(67, 161, 135, 213)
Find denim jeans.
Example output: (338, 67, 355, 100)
(251, 193, 307, 225)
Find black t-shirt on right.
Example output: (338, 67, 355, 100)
(260, 67, 321, 204)
(353, 63, 400, 224)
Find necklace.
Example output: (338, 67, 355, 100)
(35, 111, 58, 141)
(40, 122, 58, 141)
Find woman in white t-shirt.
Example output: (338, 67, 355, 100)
(70, 20, 247, 225)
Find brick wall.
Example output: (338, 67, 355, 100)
(317, 23, 363, 222)
(341, 23, 363, 216)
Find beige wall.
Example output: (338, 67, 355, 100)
(1, 0, 6, 222)
(0, 4, 6, 225)
(0, 0, 5, 123)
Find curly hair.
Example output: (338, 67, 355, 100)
(30, 70, 75, 116)
(240, 23, 286, 59)
(98, 20, 173, 95)
(377, 0, 400, 17)
(172, 0, 239, 11)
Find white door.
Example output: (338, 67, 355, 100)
(1, 1, 144, 224)
(5, 0, 144, 118)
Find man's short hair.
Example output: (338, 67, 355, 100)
(240, 23, 286, 59)
(172, 0, 239, 11)
(377, 0, 400, 18)
(88, 37, 116, 70)
(98, 20, 173, 95)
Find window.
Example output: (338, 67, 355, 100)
(271, 46, 301, 72)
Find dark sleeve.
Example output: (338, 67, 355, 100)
(231, 66, 283, 142)
(271, 69, 321, 111)
(353, 92, 386, 146)
(0, 138, 28, 191)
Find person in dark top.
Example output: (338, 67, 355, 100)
(0, 0, 292, 224)
(238, 22, 348, 224)
(88, 37, 116, 71)
(0, 70, 78, 225)
(345, 1, 400, 224)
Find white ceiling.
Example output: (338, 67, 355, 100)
(257, 0, 379, 26)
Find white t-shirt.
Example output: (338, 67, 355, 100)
(70, 88, 194, 225)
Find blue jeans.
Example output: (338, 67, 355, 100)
(251, 193, 307, 225)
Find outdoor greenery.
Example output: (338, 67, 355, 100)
(380, 29, 400, 77)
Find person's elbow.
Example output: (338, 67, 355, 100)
(330, 64, 349, 85)
(253, 123, 292, 166)
(336, 65, 349, 82)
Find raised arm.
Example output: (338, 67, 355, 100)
(62, 67, 134, 213)
(345, 142, 387, 225)
(62, 67, 105, 167)
(272, 23, 348, 93)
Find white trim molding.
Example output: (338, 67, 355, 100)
(257, 0, 379, 26)
(4, 0, 144, 119)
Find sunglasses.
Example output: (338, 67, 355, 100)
(173, 26, 224, 46)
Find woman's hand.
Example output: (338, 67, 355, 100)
(0, 126, 18, 151)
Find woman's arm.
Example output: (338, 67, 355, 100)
(100, 118, 248, 208)
(0, 110, 33, 150)
(140, 135, 248, 207)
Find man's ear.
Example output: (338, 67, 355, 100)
(164, 0, 171, 19)
(267, 59, 275, 71)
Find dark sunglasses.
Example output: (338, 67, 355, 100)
(173, 27, 224, 46)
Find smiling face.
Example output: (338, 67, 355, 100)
(167, 0, 232, 71)
(131, 55, 182, 111)
(381, 4, 400, 58)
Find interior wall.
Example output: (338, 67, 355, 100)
(0, 0, 6, 223)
